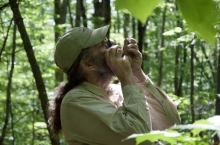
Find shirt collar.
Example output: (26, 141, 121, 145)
(80, 81, 106, 97)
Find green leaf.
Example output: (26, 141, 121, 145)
(191, 128, 203, 136)
(176, 0, 219, 45)
(125, 131, 181, 144)
(114, 0, 163, 23)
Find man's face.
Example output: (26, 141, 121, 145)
(89, 38, 115, 79)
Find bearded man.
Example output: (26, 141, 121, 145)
(48, 25, 181, 145)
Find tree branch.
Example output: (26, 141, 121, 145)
(200, 41, 215, 82)
(0, 2, 10, 12)
(9, 0, 60, 144)
(0, 18, 13, 62)
(0, 19, 15, 145)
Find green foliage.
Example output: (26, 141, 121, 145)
(0, 0, 219, 144)
(125, 116, 220, 145)
(176, 0, 220, 45)
(114, 0, 163, 23)
(115, 0, 220, 45)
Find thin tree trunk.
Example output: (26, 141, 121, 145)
(31, 99, 36, 145)
(10, 21, 16, 145)
(54, 0, 68, 85)
(178, 44, 187, 96)
(190, 40, 195, 123)
(0, 19, 15, 145)
(103, 0, 110, 37)
(9, 1, 60, 144)
(174, 4, 184, 96)
(81, 0, 87, 27)
(93, 0, 103, 28)
(137, 20, 148, 70)
(75, 0, 81, 27)
(216, 38, 220, 114)
(137, 21, 144, 69)
(116, 11, 120, 33)
(123, 14, 130, 38)
(200, 41, 215, 82)
(75, 0, 87, 27)
(132, 17, 136, 38)
(174, 45, 180, 95)
(0, 18, 12, 62)
(158, 6, 167, 86)
(214, 38, 220, 144)
(194, 51, 213, 85)
(67, 0, 74, 28)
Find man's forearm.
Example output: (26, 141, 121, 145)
(132, 69, 147, 83)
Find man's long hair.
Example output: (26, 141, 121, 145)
(48, 48, 90, 138)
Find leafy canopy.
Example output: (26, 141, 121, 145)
(115, 0, 220, 45)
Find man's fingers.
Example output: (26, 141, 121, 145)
(127, 44, 138, 50)
(116, 49, 123, 58)
(127, 49, 142, 56)
(124, 38, 137, 44)
(105, 45, 122, 64)
(129, 38, 136, 44)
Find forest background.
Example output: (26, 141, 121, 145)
(0, 0, 220, 144)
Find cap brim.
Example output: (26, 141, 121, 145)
(83, 25, 110, 48)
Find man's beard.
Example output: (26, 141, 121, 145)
(93, 57, 115, 81)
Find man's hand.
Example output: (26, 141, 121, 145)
(123, 38, 142, 71)
(104, 45, 135, 87)
(123, 38, 146, 83)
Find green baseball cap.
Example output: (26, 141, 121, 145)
(54, 25, 110, 73)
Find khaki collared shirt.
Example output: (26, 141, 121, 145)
(60, 77, 180, 145)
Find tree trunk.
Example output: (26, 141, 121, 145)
(116, 10, 120, 33)
(54, 0, 68, 85)
(200, 41, 215, 82)
(75, 0, 81, 27)
(9, 1, 60, 144)
(93, 0, 110, 36)
(190, 40, 195, 123)
(174, 45, 180, 95)
(10, 21, 16, 145)
(0, 19, 12, 62)
(0, 19, 15, 145)
(178, 44, 187, 95)
(137, 20, 148, 70)
(157, 6, 167, 87)
(93, 0, 103, 28)
(75, 0, 87, 27)
(123, 13, 130, 38)
(214, 38, 220, 143)
(216, 39, 220, 114)
(174, 4, 184, 96)
(81, 0, 87, 27)
(132, 17, 136, 38)
(67, 0, 74, 28)
(103, 0, 110, 38)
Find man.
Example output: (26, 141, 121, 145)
(48, 25, 181, 145)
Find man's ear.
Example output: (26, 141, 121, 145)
(80, 60, 96, 72)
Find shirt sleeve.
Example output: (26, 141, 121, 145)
(61, 84, 151, 145)
(137, 75, 181, 125)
